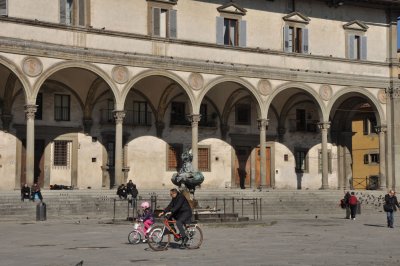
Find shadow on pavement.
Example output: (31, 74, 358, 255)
(363, 224, 386, 227)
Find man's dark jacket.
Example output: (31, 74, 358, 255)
(164, 193, 192, 223)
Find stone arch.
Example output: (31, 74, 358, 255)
(0, 55, 31, 102)
(32, 61, 118, 105)
(266, 82, 327, 122)
(327, 86, 386, 125)
(200, 76, 265, 119)
(122, 69, 195, 113)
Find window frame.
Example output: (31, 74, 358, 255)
(363, 116, 377, 135)
(170, 101, 187, 126)
(133, 101, 151, 126)
(0, 0, 8, 16)
(235, 103, 251, 125)
(166, 143, 183, 171)
(53, 140, 71, 167)
(295, 148, 309, 173)
(35, 93, 43, 120)
(60, 0, 90, 27)
(198, 146, 211, 172)
(147, 1, 177, 39)
(54, 94, 71, 121)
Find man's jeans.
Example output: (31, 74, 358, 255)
(386, 211, 394, 227)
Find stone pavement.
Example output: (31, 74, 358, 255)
(0, 213, 399, 266)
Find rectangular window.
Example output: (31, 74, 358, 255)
(151, 7, 177, 38)
(364, 153, 379, 164)
(36, 93, 43, 120)
(170, 102, 187, 125)
(347, 34, 367, 60)
(235, 104, 251, 125)
(0, 0, 8, 16)
(54, 94, 70, 121)
(318, 150, 332, 173)
(198, 147, 210, 172)
(133, 101, 151, 126)
(60, 0, 88, 26)
(295, 149, 308, 173)
(167, 144, 182, 171)
(216, 17, 246, 47)
(363, 116, 377, 135)
(107, 141, 115, 167)
(53, 140, 70, 166)
(284, 26, 308, 54)
(296, 109, 306, 131)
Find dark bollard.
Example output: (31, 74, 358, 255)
(36, 202, 47, 221)
(357, 202, 361, 215)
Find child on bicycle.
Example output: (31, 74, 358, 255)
(140, 201, 154, 237)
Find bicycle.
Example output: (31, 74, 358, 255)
(147, 214, 203, 251)
(128, 219, 158, 244)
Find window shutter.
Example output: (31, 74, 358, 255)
(169, 9, 177, 39)
(216, 16, 224, 45)
(360, 36, 367, 60)
(78, 0, 85, 26)
(238, 20, 247, 47)
(283, 26, 290, 52)
(347, 34, 355, 59)
(364, 154, 369, 164)
(152, 7, 161, 36)
(60, 0, 67, 24)
(302, 28, 309, 54)
(0, 0, 7, 16)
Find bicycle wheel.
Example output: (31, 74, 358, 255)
(147, 226, 170, 251)
(128, 230, 141, 244)
(185, 225, 203, 249)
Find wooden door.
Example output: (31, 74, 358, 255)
(255, 147, 271, 188)
(234, 147, 251, 189)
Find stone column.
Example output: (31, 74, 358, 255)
(114, 110, 125, 187)
(188, 114, 201, 171)
(376, 126, 387, 190)
(25, 105, 37, 186)
(258, 119, 268, 187)
(390, 87, 400, 191)
(318, 122, 330, 189)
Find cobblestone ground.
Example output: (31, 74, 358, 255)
(1, 213, 400, 266)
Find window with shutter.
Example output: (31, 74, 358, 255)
(283, 25, 307, 53)
(0, 0, 7, 16)
(60, 0, 88, 27)
(149, 3, 177, 39)
(346, 34, 366, 60)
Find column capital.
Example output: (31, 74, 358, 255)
(386, 87, 400, 99)
(113, 110, 126, 124)
(375, 125, 387, 133)
(187, 114, 201, 125)
(257, 118, 268, 130)
(318, 122, 331, 130)
(24, 104, 37, 120)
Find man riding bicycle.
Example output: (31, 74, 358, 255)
(159, 188, 193, 248)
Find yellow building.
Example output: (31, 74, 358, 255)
(352, 104, 379, 190)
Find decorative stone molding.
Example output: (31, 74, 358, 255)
(24, 105, 37, 120)
(319, 85, 332, 101)
(257, 79, 272, 96)
(22, 57, 43, 77)
(343, 20, 369, 32)
(112, 66, 129, 84)
(188, 73, 204, 91)
(113, 111, 126, 124)
(282, 12, 310, 24)
(377, 89, 387, 104)
(217, 2, 247, 16)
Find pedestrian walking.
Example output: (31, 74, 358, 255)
(348, 192, 358, 220)
(383, 190, 400, 228)
(343, 191, 351, 219)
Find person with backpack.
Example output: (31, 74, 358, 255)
(342, 191, 351, 219)
(383, 190, 400, 228)
(348, 192, 358, 220)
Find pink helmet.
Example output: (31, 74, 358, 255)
(140, 201, 150, 209)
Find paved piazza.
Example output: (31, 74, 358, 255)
(1, 213, 399, 266)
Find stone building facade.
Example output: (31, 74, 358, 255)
(0, 0, 399, 191)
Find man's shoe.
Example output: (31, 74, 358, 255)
(179, 236, 189, 249)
